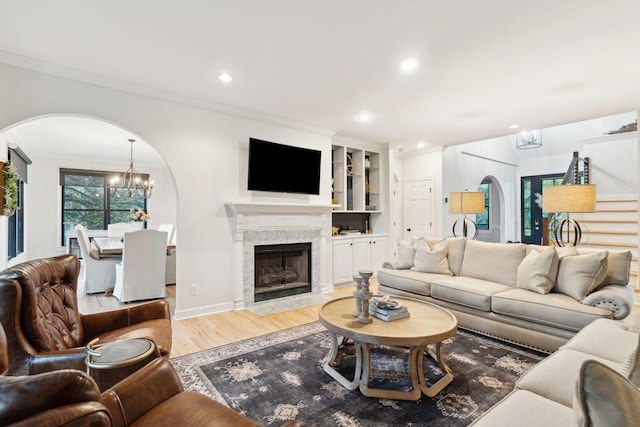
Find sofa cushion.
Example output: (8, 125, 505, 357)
(492, 289, 612, 332)
(516, 349, 624, 407)
(516, 246, 559, 294)
(376, 268, 448, 297)
(579, 248, 632, 286)
(555, 251, 608, 301)
(469, 390, 574, 427)
(573, 360, 640, 427)
(460, 240, 526, 286)
(431, 276, 512, 312)
(412, 239, 452, 275)
(559, 318, 637, 365)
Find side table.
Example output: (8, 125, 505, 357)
(85, 338, 159, 391)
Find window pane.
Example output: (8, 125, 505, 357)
(63, 174, 105, 187)
(63, 186, 105, 209)
(64, 210, 104, 230)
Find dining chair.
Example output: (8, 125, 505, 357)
(75, 224, 120, 294)
(158, 223, 177, 285)
(107, 222, 140, 238)
(113, 230, 168, 303)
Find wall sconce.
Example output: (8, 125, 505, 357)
(449, 191, 485, 239)
(542, 184, 596, 246)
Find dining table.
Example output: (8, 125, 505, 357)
(93, 237, 176, 256)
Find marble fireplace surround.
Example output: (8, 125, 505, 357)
(226, 201, 333, 309)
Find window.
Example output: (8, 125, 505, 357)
(7, 146, 30, 260)
(476, 183, 489, 230)
(60, 169, 148, 246)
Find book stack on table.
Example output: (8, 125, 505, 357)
(368, 298, 410, 322)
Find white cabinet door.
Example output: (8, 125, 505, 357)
(370, 237, 388, 272)
(333, 239, 354, 283)
(352, 238, 372, 275)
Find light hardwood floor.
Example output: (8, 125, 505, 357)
(78, 283, 359, 358)
(79, 281, 640, 358)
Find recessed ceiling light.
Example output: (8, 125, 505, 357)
(218, 72, 233, 83)
(356, 112, 373, 122)
(417, 141, 425, 149)
(399, 57, 419, 72)
(510, 124, 520, 129)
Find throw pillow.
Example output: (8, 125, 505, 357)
(573, 360, 640, 427)
(412, 239, 452, 275)
(395, 239, 416, 270)
(516, 246, 559, 294)
(445, 236, 466, 276)
(556, 245, 579, 259)
(89, 241, 101, 260)
(555, 251, 608, 301)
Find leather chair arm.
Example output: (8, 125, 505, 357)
(8, 402, 111, 427)
(28, 348, 88, 374)
(101, 358, 183, 426)
(81, 299, 171, 339)
(0, 369, 102, 425)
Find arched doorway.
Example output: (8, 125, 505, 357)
(476, 175, 505, 243)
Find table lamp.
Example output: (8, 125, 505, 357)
(542, 184, 596, 246)
(449, 191, 485, 239)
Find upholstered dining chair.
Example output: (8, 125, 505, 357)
(0, 324, 306, 427)
(107, 222, 140, 238)
(0, 254, 172, 376)
(75, 224, 120, 294)
(158, 223, 177, 285)
(113, 230, 168, 303)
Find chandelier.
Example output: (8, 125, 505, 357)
(110, 139, 153, 199)
(516, 129, 542, 149)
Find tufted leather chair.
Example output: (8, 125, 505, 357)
(0, 324, 305, 427)
(0, 254, 172, 375)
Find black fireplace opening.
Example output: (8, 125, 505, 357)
(254, 243, 312, 302)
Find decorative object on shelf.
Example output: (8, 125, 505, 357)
(331, 226, 340, 236)
(449, 191, 484, 239)
(606, 120, 637, 134)
(543, 184, 596, 247)
(128, 208, 150, 222)
(1, 161, 19, 216)
(516, 129, 542, 149)
(346, 153, 355, 175)
(357, 270, 373, 324)
(352, 275, 363, 317)
(110, 139, 153, 199)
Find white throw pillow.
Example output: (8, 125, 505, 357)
(516, 246, 559, 294)
(556, 251, 608, 301)
(412, 239, 452, 275)
(89, 241, 101, 260)
(395, 239, 416, 270)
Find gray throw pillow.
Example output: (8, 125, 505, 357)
(574, 360, 640, 427)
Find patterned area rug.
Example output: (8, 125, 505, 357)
(171, 323, 546, 426)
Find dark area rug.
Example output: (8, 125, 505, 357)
(171, 322, 546, 426)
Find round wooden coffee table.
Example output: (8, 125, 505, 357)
(318, 296, 457, 401)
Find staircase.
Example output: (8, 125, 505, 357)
(572, 199, 639, 290)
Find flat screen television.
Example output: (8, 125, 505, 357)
(248, 138, 321, 195)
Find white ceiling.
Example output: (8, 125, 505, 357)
(1, 1, 639, 154)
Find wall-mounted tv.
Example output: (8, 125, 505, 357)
(248, 138, 321, 195)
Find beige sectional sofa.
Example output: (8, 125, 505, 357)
(377, 237, 635, 352)
(471, 318, 640, 426)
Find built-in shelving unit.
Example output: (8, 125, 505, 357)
(332, 145, 380, 213)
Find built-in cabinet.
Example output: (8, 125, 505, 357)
(332, 234, 387, 284)
(332, 146, 380, 212)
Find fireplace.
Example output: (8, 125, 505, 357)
(254, 243, 312, 302)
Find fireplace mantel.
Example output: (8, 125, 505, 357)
(226, 201, 334, 215)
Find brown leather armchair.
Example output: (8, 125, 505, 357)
(0, 324, 305, 427)
(0, 254, 172, 375)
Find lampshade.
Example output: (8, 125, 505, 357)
(543, 184, 596, 213)
(449, 192, 485, 214)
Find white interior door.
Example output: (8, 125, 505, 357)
(404, 178, 434, 241)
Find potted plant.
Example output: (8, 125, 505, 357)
(2, 161, 18, 216)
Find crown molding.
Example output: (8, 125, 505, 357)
(0, 51, 336, 138)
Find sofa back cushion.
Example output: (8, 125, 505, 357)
(460, 240, 526, 286)
(0, 255, 84, 351)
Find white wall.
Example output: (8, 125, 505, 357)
(0, 62, 347, 319)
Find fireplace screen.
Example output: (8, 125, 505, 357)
(254, 243, 311, 302)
